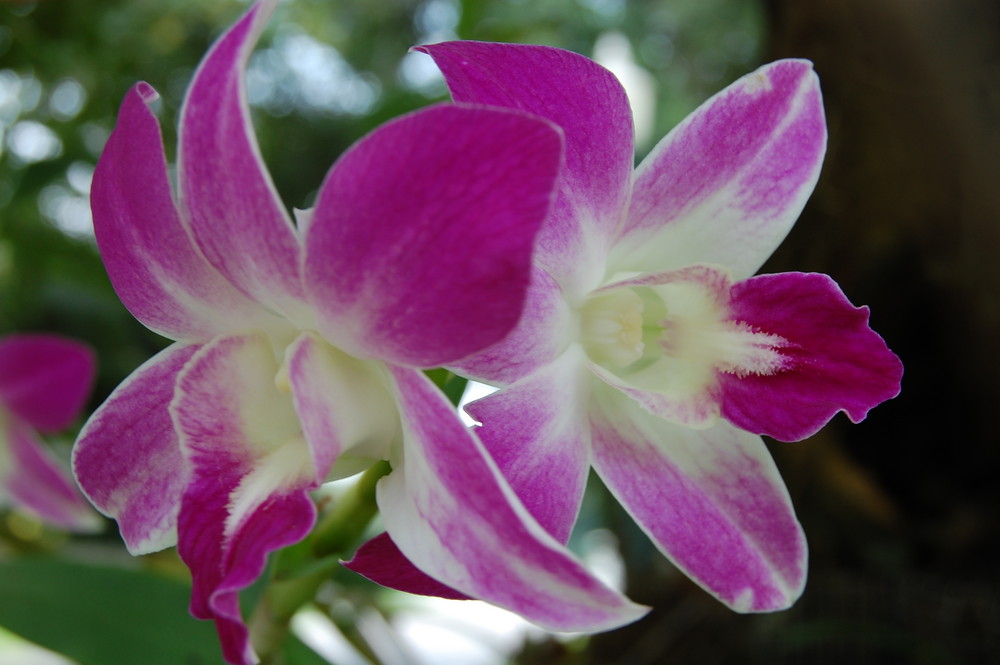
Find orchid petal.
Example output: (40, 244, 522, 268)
(372, 366, 646, 631)
(286, 332, 398, 480)
(449, 264, 573, 386)
(720, 272, 904, 441)
(1, 413, 100, 531)
(344, 532, 470, 600)
(178, 0, 309, 321)
(464, 346, 592, 543)
(304, 104, 562, 368)
(418, 41, 634, 293)
(92, 83, 276, 341)
(615, 59, 826, 280)
(590, 385, 806, 612)
(173, 332, 318, 665)
(0, 334, 94, 432)
(73, 343, 198, 554)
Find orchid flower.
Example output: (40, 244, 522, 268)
(0, 334, 98, 531)
(348, 43, 903, 613)
(71, 5, 644, 664)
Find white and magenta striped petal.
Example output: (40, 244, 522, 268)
(73, 343, 198, 554)
(464, 346, 593, 544)
(371, 366, 646, 631)
(173, 333, 320, 665)
(1, 413, 100, 531)
(418, 41, 634, 293)
(0, 334, 95, 432)
(590, 386, 807, 612)
(178, 0, 308, 321)
(614, 59, 827, 280)
(304, 104, 562, 368)
(720, 272, 903, 441)
(92, 83, 276, 341)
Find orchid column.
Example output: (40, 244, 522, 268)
(72, 3, 644, 664)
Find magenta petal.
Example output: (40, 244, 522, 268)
(92, 83, 274, 341)
(721, 272, 903, 441)
(344, 532, 470, 601)
(180, 484, 315, 665)
(73, 343, 198, 554)
(617, 60, 827, 279)
(305, 104, 562, 368)
(418, 41, 633, 291)
(591, 388, 806, 612)
(0, 334, 94, 432)
(375, 366, 646, 631)
(173, 332, 318, 665)
(449, 264, 573, 386)
(178, 0, 308, 320)
(2, 415, 99, 531)
(464, 346, 592, 543)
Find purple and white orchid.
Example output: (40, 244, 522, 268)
(349, 43, 903, 613)
(72, 4, 644, 664)
(0, 334, 98, 531)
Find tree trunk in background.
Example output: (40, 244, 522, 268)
(763, 0, 1000, 561)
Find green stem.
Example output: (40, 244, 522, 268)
(250, 460, 392, 662)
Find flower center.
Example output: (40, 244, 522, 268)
(580, 288, 647, 368)
(580, 276, 788, 391)
(654, 280, 787, 378)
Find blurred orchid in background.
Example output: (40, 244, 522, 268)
(351, 43, 902, 613)
(71, 2, 643, 663)
(0, 334, 98, 532)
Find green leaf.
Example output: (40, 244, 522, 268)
(0, 557, 223, 665)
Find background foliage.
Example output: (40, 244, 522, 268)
(1, 0, 998, 663)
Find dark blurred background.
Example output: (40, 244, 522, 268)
(1, 0, 997, 663)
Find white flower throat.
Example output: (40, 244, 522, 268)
(580, 278, 789, 387)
